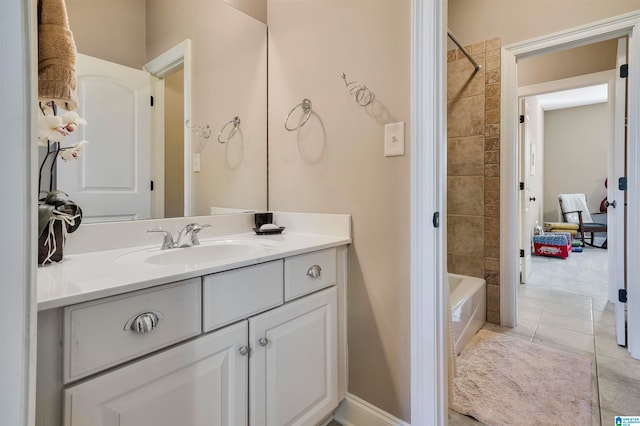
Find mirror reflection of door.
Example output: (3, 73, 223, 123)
(57, 54, 152, 223)
(164, 68, 185, 218)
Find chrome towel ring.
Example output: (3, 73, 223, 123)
(340, 72, 375, 107)
(218, 116, 241, 143)
(284, 98, 312, 131)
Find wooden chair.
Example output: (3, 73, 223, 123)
(558, 194, 607, 248)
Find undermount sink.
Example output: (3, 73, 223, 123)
(116, 239, 276, 266)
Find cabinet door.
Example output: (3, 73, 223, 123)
(249, 287, 338, 426)
(64, 322, 248, 426)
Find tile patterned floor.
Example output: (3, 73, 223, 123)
(450, 247, 640, 426)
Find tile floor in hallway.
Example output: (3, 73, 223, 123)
(450, 248, 640, 426)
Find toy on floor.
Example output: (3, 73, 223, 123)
(532, 232, 572, 259)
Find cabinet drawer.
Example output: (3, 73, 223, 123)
(64, 278, 201, 383)
(203, 260, 283, 332)
(284, 248, 336, 301)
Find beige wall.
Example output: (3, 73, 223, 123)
(449, 1, 640, 88)
(518, 39, 618, 87)
(223, 0, 267, 23)
(449, 0, 640, 47)
(164, 69, 185, 218)
(66, 0, 146, 69)
(267, 0, 411, 420)
(543, 103, 609, 222)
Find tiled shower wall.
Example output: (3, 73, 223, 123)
(447, 37, 501, 324)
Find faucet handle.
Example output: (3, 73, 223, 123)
(189, 223, 212, 245)
(147, 229, 175, 250)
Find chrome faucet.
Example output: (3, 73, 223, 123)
(175, 223, 211, 247)
(147, 223, 212, 250)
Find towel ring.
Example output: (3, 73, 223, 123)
(284, 98, 312, 131)
(218, 116, 241, 143)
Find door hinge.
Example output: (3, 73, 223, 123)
(519, 249, 525, 258)
(519, 115, 525, 124)
(150, 95, 154, 107)
(432, 212, 440, 228)
(619, 289, 628, 303)
(150, 180, 154, 191)
(619, 177, 628, 191)
(620, 64, 629, 79)
(519, 182, 525, 190)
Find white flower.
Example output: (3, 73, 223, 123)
(58, 141, 89, 161)
(37, 107, 89, 146)
(37, 115, 66, 145)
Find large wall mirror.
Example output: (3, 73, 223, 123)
(56, 0, 267, 222)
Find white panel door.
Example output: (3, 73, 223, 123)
(64, 321, 248, 426)
(58, 54, 151, 222)
(612, 38, 628, 347)
(519, 99, 533, 284)
(249, 287, 338, 426)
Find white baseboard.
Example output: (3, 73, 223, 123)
(333, 393, 410, 426)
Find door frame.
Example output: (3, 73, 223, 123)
(500, 11, 640, 359)
(145, 39, 193, 217)
(0, 0, 36, 424)
(410, 0, 448, 424)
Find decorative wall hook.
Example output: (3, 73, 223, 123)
(340, 72, 375, 107)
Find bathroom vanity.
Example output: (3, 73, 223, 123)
(35, 213, 350, 426)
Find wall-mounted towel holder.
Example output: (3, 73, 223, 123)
(340, 72, 375, 107)
(284, 98, 312, 131)
(218, 116, 241, 143)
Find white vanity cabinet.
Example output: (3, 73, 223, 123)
(250, 287, 338, 426)
(64, 321, 248, 426)
(37, 246, 347, 426)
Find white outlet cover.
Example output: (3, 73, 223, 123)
(384, 122, 405, 157)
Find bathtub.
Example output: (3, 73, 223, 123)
(449, 273, 486, 355)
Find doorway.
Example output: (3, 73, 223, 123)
(499, 18, 640, 363)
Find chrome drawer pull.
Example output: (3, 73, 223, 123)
(124, 311, 164, 333)
(306, 265, 322, 279)
(258, 337, 269, 347)
(239, 345, 249, 356)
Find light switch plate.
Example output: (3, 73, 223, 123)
(384, 122, 405, 157)
(192, 153, 201, 172)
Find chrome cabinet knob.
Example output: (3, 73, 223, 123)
(258, 337, 269, 347)
(605, 200, 617, 208)
(239, 345, 249, 356)
(306, 265, 322, 279)
(124, 311, 163, 333)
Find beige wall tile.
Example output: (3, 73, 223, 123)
(448, 254, 485, 278)
(448, 215, 485, 255)
(485, 37, 501, 51)
(485, 96, 500, 112)
(448, 176, 484, 216)
(484, 230, 500, 245)
(485, 177, 499, 192)
(485, 257, 500, 272)
(484, 190, 499, 204)
(485, 69, 500, 85)
(485, 216, 500, 231)
(447, 56, 485, 99)
(448, 136, 484, 176)
(485, 109, 500, 124)
(448, 96, 485, 137)
(484, 163, 499, 177)
(486, 83, 500, 98)
(485, 137, 499, 150)
(484, 150, 499, 164)
(485, 123, 500, 138)
(448, 49, 457, 62)
(485, 49, 501, 70)
(484, 203, 499, 218)
(487, 311, 500, 324)
(484, 243, 500, 258)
